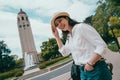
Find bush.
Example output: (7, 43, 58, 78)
(39, 56, 69, 69)
(15, 71, 23, 77)
(0, 69, 24, 80)
(39, 63, 46, 69)
(108, 43, 119, 52)
(0, 71, 14, 80)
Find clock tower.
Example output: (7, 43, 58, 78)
(17, 9, 39, 67)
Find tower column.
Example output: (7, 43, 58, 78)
(17, 9, 39, 69)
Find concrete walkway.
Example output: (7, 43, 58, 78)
(18, 59, 72, 80)
(104, 51, 120, 80)
(50, 72, 71, 80)
(19, 51, 120, 80)
(51, 51, 120, 80)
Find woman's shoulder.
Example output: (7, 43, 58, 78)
(80, 23, 91, 27)
(75, 23, 90, 29)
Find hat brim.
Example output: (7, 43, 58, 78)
(51, 12, 70, 27)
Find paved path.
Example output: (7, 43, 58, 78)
(27, 62, 72, 80)
(23, 51, 120, 80)
(51, 51, 120, 80)
(50, 72, 71, 80)
(104, 51, 120, 80)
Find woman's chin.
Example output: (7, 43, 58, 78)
(63, 30, 67, 31)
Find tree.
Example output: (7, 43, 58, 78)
(0, 40, 11, 60)
(0, 40, 16, 73)
(108, 16, 120, 37)
(83, 15, 93, 25)
(92, 0, 120, 43)
(109, 16, 120, 29)
(11, 54, 18, 60)
(1, 55, 16, 72)
(15, 58, 24, 68)
(40, 38, 61, 61)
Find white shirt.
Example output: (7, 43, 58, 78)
(59, 23, 108, 65)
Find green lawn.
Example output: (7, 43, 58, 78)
(48, 56, 72, 67)
(5, 77, 15, 80)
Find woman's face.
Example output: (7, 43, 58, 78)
(54, 17, 69, 31)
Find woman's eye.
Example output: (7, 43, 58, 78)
(59, 19, 62, 23)
(55, 18, 62, 27)
(55, 23, 58, 27)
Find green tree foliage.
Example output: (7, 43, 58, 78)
(1, 55, 16, 73)
(10, 54, 18, 60)
(109, 29, 120, 37)
(109, 16, 120, 28)
(15, 58, 24, 68)
(83, 15, 93, 25)
(40, 38, 61, 61)
(108, 16, 120, 37)
(92, 0, 120, 43)
(0, 41, 11, 60)
(0, 40, 16, 73)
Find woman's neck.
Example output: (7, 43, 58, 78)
(68, 26, 73, 33)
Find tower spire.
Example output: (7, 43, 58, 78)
(18, 8, 26, 14)
(20, 8, 22, 12)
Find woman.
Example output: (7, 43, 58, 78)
(50, 12, 112, 80)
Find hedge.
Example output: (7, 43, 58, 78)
(39, 56, 69, 69)
(0, 68, 24, 80)
(108, 43, 119, 52)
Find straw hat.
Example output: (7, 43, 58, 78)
(51, 12, 70, 27)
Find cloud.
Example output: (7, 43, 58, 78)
(0, 11, 22, 58)
(0, 10, 53, 58)
(29, 18, 54, 53)
(30, 19, 52, 37)
(0, 0, 98, 58)
(0, 0, 97, 18)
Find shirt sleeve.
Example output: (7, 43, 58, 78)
(80, 23, 107, 56)
(58, 39, 71, 57)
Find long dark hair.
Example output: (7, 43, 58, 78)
(55, 16, 80, 41)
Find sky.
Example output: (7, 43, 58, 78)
(0, 0, 98, 58)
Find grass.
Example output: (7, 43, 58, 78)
(108, 43, 119, 52)
(48, 56, 72, 67)
(4, 77, 15, 80)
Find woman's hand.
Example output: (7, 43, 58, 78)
(84, 63, 94, 71)
(51, 26, 59, 38)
